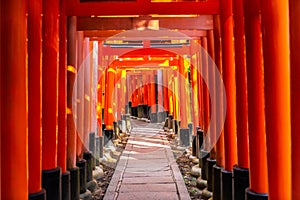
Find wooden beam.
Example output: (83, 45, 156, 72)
(77, 16, 213, 30)
(66, 0, 219, 16)
(84, 30, 207, 40)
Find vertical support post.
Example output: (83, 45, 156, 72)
(58, 1, 70, 199)
(173, 74, 180, 133)
(168, 71, 174, 118)
(142, 74, 149, 118)
(83, 38, 91, 150)
(127, 74, 132, 114)
(261, 0, 291, 199)
(90, 41, 98, 137)
(200, 37, 210, 180)
(178, 57, 190, 146)
(96, 54, 104, 158)
(102, 65, 106, 122)
(104, 66, 115, 146)
(131, 77, 138, 117)
(76, 31, 84, 158)
(115, 69, 121, 122)
(163, 70, 169, 116)
(206, 30, 217, 192)
(58, 0, 67, 173)
(42, 0, 61, 199)
(201, 37, 210, 136)
(244, 0, 269, 198)
(157, 70, 164, 122)
(191, 62, 199, 134)
(290, 1, 300, 199)
(212, 15, 225, 200)
(1, 0, 28, 199)
(28, 0, 46, 199)
(97, 72, 103, 136)
(220, 0, 238, 197)
(150, 73, 157, 122)
(197, 41, 204, 129)
(67, 16, 80, 200)
(120, 70, 127, 131)
(232, 0, 250, 198)
(137, 75, 143, 118)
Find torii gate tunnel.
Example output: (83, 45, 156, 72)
(1, 0, 299, 199)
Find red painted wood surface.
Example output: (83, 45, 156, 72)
(201, 37, 211, 150)
(28, 0, 43, 193)
(163, 70, 169, 113)
(196, 39, 204, 129)
(207, 30, 216, 157)
(67, 16, 78, 169)
(66, 0, 219, 16)
(83, 38, 91, 147)
(190, 64, 199, 134)
(1, 0, 28, 198)
(244, 0, 268, 193)
(233, 0, 249, 169)
(290, 1, 300, 198)
(58, 0, 67, 173)
(104, 66, 116, 130)
(178, 57, 188, 128)
(150, 74, 157, 113)
(213, 15, 225, 167)
(76, 31, 85, 158)
(220, 0, 238, 171)
(261, 0, 291, 198)
(42, 0, 59, 170)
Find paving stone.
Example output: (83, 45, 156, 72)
(119, 183, 177, 192)
(127, 158, 168, 165)
(124, 166, 170, 173)
(117, 192, 179, 200)
(103, 120, 191, 200)
(122, 176, 174, 184)
(123, 170, 172, 178)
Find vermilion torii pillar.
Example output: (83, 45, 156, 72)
(42, 0, 61, 198)
(261, 0, 291, 199)
(232, 0, 250, 198)
(168, 70, 174, 118)
(1, 0, 28, 199)
(163, 69, 169, 116)
(196, 40, 204, 130)
(201, 37, 210, 140)
(58, 1, 71, 199)
(131, 77, 138, 117)
(104, 65, 116, 146)
(178, 56, 190, 147)
(150, 72, 158, 123)
(28, 0, 46, 199)
(84, 38, 91, 150)
(200, 36, 211, 180)
(206, 30, 217, 192)
(191, 62, 199, 135)
(157, 70, 164, 122)
(213, 14, 225, 200)
(67, 16, 80, 200)
(244, 0, 269, 199)
(290, 1, 300, 199)
(220, 0, 238, 198)
(173, 71, 180, 133)
(76, 32, 85, 158)
(116, 69, 122, 122)
(142, 74, 149, 118)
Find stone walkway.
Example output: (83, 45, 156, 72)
(103, 119, 191, 200)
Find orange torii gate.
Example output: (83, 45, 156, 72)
(2, 0, 300, 199)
